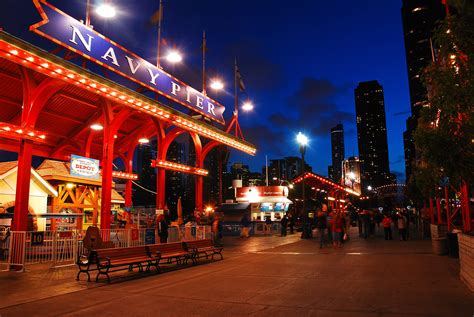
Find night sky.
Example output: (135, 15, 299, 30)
(1, 0, 411, 182)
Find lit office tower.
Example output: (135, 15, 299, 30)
(329, 124, 345, 183)
(355, 80, 391, 192)
(401, 0, 446, 183)
(165, 141, 185, 214)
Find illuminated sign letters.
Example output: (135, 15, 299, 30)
(70, 154, 100, 179)
(30, 0, 225, 124)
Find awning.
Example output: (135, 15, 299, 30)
(215, 203, 250, 213)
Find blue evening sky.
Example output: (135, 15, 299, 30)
(0, 0, 410, 181)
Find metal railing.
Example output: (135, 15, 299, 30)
(1, 226, 212, 271)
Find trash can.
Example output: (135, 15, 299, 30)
(431, 237, 448, 255)
(446, 233, 459, 258)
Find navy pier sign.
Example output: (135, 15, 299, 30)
(30, 0, 225, 124)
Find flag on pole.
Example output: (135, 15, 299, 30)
(148, 2, 163, 27)
(235, 62, 246, 92)
(201, 30, 207, 52)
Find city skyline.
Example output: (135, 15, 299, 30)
(0, 0, 412, 183)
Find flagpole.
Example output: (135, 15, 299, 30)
(202, 30, 206, 95)
(156, 0, 163, 68)
(266, 155, 269, 186)
(85, 0, 91, 27)
(234, 59, 238, 116)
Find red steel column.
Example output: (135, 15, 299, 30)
(461, 181, 471, 232)
(429, 198, 434, 224)
(195, 175, 203, 212)
(100, 132, 115, 230)
(125, 179, 132, 207)
(12, 139, 33, 231)
(445, 186, 451, 232)
(124, 155, 134, 208)
(436, 197, 442, 225)
(156, 167, 166, 209)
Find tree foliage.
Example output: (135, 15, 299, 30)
(414, 7, 474, 195)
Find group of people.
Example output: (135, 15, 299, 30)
(314, 209, 351, 248)
(357, 209, 411, 241)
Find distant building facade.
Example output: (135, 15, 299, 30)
(165, 141, 185, 213)
(329, 123, 345, 183)
(355, 80, 391, 193)
(265, 156, 311, 185)
(401, 0, 446, 183)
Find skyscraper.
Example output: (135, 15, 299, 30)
(165, 141, 185, 213)
(265, 157, 311, 184)
(329, 123, 345, 183)
(401, 0, 446, 183)
(355, 80, 391, 192)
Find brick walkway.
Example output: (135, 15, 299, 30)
(0, 228, 473, 316)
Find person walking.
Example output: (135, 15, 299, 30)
(316, 210, 327, 248)
(280, 215, 288, 236)
(343, 211, 351, 242)
(331, 212, 344, 249)
(397, 212, 407, 241)
(382, 214, 393, 240)
(264, 216, 273, 235)
(361, 210, 371, 239)
(212, 215, 223, 246)
(157, 214, 169, 243)
(240, 214, 250, 238)
(357, 211, 363, 237)
(289, 215, 295, 234)
(327, 209, 334, 244)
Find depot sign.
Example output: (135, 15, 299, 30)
(30, 0, 225, 124)
(70, 154, 100, 179)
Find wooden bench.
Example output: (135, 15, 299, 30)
(183, 239, 223, 261)
(94, 246, 159, 282)
(148, 242, 194, 267)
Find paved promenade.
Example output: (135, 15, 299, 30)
(0, 228, 473, 316)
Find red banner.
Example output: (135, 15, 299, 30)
(236, 186, 289, 198)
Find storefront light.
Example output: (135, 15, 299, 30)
(138, 137, 149, 144)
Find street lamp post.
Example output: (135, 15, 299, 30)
(296, 132, 310, 239)
(85, 0, 116, 27)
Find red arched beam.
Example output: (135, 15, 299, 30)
(100, 107, 132, 230)
(157, 127, 204, 211)
(13, 67, 66, 231)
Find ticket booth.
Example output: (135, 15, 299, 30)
(235, 186, 292, 221)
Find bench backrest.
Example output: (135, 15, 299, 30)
(147, 242, 186, 256)
(184, 239, 214, 250)
(95, 246, 148, 260)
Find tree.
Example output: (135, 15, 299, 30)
(414, 5, 474, 195)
